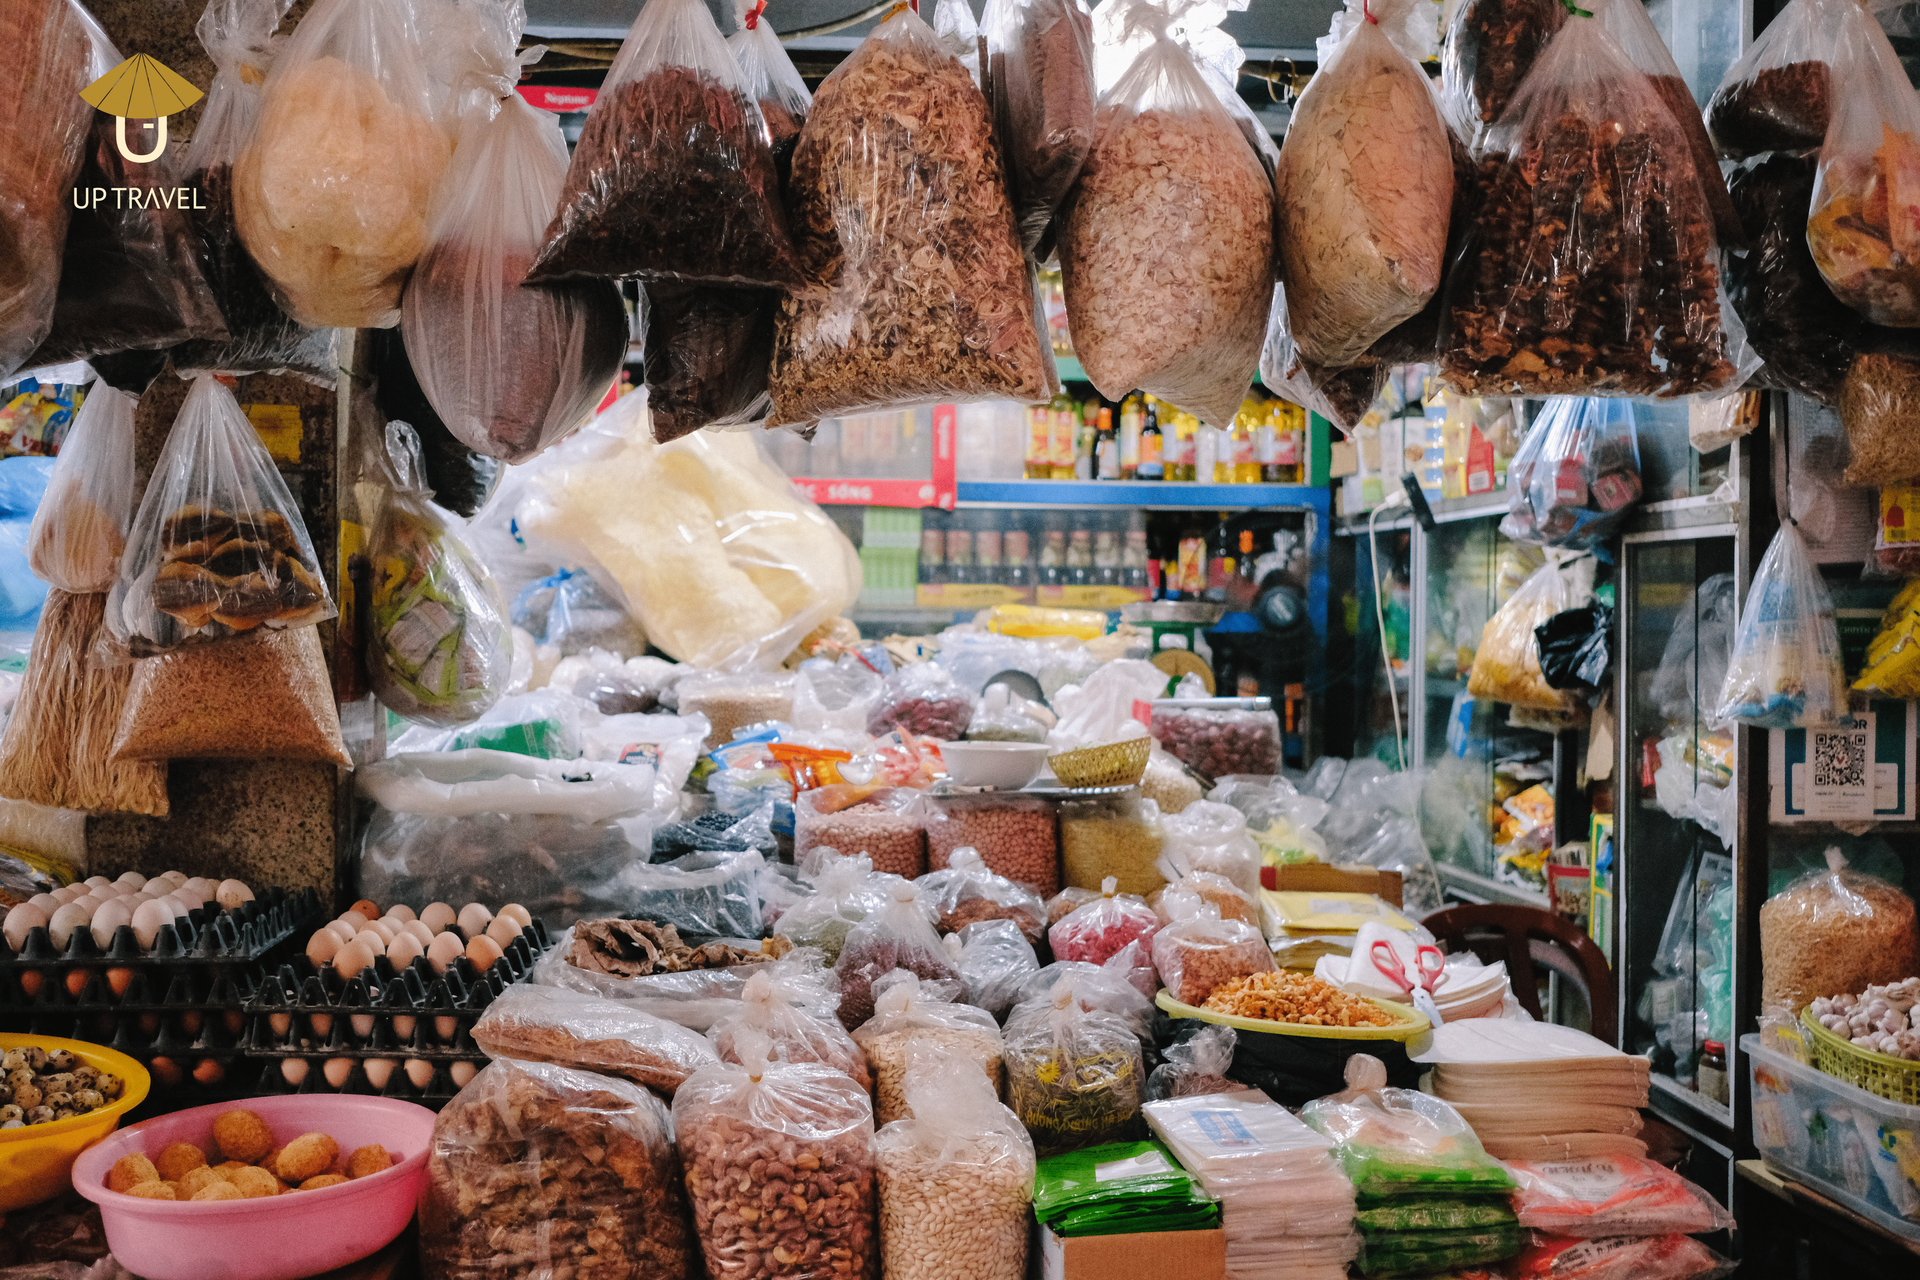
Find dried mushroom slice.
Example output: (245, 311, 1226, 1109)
(160, 505, 236, 563)
(152, 560, 220, 628)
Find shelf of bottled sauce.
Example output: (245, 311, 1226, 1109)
(1025, 389, 1310, 484)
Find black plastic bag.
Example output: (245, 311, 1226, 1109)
(1535, 601, 1613, 693)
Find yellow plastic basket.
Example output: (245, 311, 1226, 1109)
(1800, 1007, 1920, 1106)
(1048, 737, 1150, 788)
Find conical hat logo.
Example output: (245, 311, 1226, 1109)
(80, 54, 204, 164)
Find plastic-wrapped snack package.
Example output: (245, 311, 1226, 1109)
(0, 0, 102, 381)
(1467, 555, 1593, 714)
(1854, 577, 1920, 698)
(1158, 800, 1262, 899)
(421, 1056, 699, 1280)
(1058, 0, 1272, 430)
(964, 683, 1047, 743)
(876, 1043, 1036, 1280)
(916, 847, 1047, 941)
(1506, 1154, 1735, 1237)
(1498, 398, 1643, 551)
(27, 385, 135, 595)
(1003, 976, 1146, 1155)
(1712, 523, 1848, 729)
(1439, 0, 1566, 144)
(1150, 900, 1275, 1007)
(471, 984, 720, 1095)
(852, 971, 1007, 1123)
(709, 965, 873, 1092)
(952, 917, 1041, 1020)
(727, 0, 811, 177)
(833, 882, 964, 1030)
(105, 374, 333, 656)
(984, 0, 1098, 256)
(1759, 849, 1920, 1014)
(1049, 876, 1160, 966)
(1145, 1022, 1247, 1100)
(1440, 11, 1750, 398)
(1274, 0, 1452, 370)
(403, 15, 626, 464)
(366, 422, 511, 727)
(1019, 949, 1158, 1037)
(1706, 0, 1846, 158)
(1807, 0, 1920, 327)
(528, 0, 802, 289)
(768, 4, 1053, 426)
(1301, 1056, 1517, 1199)
(1149, 863, 1256, 927)
(234, 0, 453, 329)
(867, 663, 974, 740)
(774, 850, 886, 962)
(673, 1033, 879, 1280)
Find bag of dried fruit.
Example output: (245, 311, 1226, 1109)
(1712, 522, 1849, 729)
(984, 0, 1098, 257)
(365, 421, 512, 728)
(1274, 0, 1454, 370)
(727, 0, 810, 174)
(875, 1043, 1036, 1280)
(1440, 7, 1754, 399)
(1049, 876, 1161, 967)
(27, 385, 135, 596)
(1150, 898, 1276, 1007)
(1058, 0, 1273, 430)
(767, 3, 1054, 426)
(1003, 974, 1146, 1155)
(833, 881, 963, 1030)
(852, 970, 1007, 1124)
(234, 0, 454, 329)
(1466, 553, 1593, 715)
(708, 964, 874, 1092)
(1707, 0, 1852, 159)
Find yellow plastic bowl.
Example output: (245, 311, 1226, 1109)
(0, 1034, 151, 1212)
(1156, 989, 1433, 1042)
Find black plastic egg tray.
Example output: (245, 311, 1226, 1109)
(241, 919, 552, 1111)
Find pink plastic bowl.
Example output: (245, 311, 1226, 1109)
(71, 1094, 436, 1280)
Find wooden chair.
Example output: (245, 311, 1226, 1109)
(1423, 903, 1617, 1045)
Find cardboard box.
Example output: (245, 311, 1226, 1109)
(1034, 1225, 1227, 1280)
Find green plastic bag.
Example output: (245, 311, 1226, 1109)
(1354, 1197, 1517, 1233)
(1358, 1224, 1524, 1276)
(1032, 1140, 1219, 1236)
(1300, 1057, 1516, 1198)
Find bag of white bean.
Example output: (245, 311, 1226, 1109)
(875, 1043, 1036, 1280)
(852, 970, 1006, 1123)
(1149, 899, 1277, 1007)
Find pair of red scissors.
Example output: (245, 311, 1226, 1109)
(1370, 939, 1447, 1025)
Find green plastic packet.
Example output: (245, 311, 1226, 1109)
(1300, 1073, 1516, 1198)
(1354, 1197, 1518, 1233)
(1033, 1140, 1211, 1232)
(1046, 1181, 1220, 1236)
(1357, 1224, 1523, 1277)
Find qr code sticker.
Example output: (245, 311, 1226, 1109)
(1812, 729, 1869, 789)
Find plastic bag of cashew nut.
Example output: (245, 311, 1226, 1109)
(672, 1029, 879, 1280)
(875, 1042, 1036, 1280)
(851, 969, 1007, 1124)
(420, 1054, 700, 1280)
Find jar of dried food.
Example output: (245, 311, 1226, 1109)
(794, 785, 928, 879)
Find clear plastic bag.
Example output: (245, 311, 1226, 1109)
(1807, 0, 1920, 326)
(774, 851, 885, 962)
(1049, 875, 1161, 966)
(708, 964, 873, 1092)
(952, 917, 1041, 1019)
(0, 0, 100, 381)
(1506, 1153, 1736, 1237)
(1706, 0, 1846, 158)
(1003, 976, 1146, 1155)
(1759, 849, 1920, 1014)
(983, 0, 1098, 256)
(727, 0, 810, 174)
(1159, 799, 1262, 899)
(673, 1031, 878, 1280)
(1840, 349, 1920, 488)
(833, 881, 963, 1030)
(527, 0, 801, 289)
(1499, 399, 1643, 551)
(964, 683, 1047, 743)
(105, 374, 333, 655)
(767, 5, 1053, 426)
(403, 36, 626, 464)
(422, 1055, 699, 1280)
(867, 663, 975, 740)
(932, 0, 984, 84)
(1150, 900, 1275, 1006)
(471, 983, 720, 1094)
(1439, 0, 1565, 144)
(1258, 282, 1392, 434)
(1146, 1022, 1245, 1100)
(1504, 1233, 1737, 1280)
(1058, 0, 1273, 429)
(234, 0, 453, 329)
(1300, 1056, 1516, 1198)
(852, 970, 1007, 1123)
(1274, 0, 1453, 370)
(619, 846, 767, 941)
(1150, 861, 1256, 927)
(1712, 523, 1848, 729)
(1019, 948, 1158, 1036)
(366, 422, 511, 727)
(27, 385, 134, 595)
(637, 281, 776, 443)
(1149, 696, 1280, 783)
(1467, 554, 1593, 714)
(916, 846, 1047, 941)
(1441, 12, 1750, 398)
(875, 1042, 1036, 1280)
(533, 927, 795, 1031)
(1650, 573, 1736, 727)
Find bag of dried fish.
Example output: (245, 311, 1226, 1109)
(27, 385, 135, 595)
(726, 0, 811, 181)
(984, 0, 1098, 257)
(104, 373, 334, 657)
(528, 0, 802, 289)
(1275, 0, 1453, 370)
(767, 3, 1054, 426)
(367, 422, 510, 728)
(1058, 0, 1273, 430)
(1440, 11, 1751, 398)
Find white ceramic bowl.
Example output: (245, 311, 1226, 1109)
(940, 741, 1050, 789)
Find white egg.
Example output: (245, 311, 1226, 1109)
(111, 883, 141, 898)
(323, 1058, 353, 1088)
(456, 903, 493, 936)
(449, 1061, 476, 1087)
(385, 933, 424, 970)
(363, 1058, 395, 1090)
(182, 876, 215, 900)
(48, 902, 92, 950)
(351, 928, 388, 957)
(363, 919, 396, 945)
(114, 871, 147, 891)
(27, 893, 59, 914)
(90, 899, 134, 949)
(484, 915, 523, 947)
(404, 1058, 433, 1088)
(327, 920, 359, 943)
(4, 902, 49, 951)
(498, 904, 533, 929)
(419, 902, 457, 933)
(77, 892, 113, 915)
(50, 885, 82, 905)
(84, 875, 112, 890)
(163, 893, 199, 918)
(401, 920, 435, 947)
(131, 900, 174, 949)
(425, 932, 464, 974)
(215, 879, 254, 911)
(282, 1059, 309, 1086)
(157, 871, 187, 889)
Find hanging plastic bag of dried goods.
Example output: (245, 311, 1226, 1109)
(1713, 522, 1849, 729)
(934, 0, 985, 85)
(1706, 0, 1848, 158)
(105, 373, 334, 657)
(366, 421, 511, 727)
(984, 0, 1098, 256)
(1440, 11, 1752, 399)
(1058, 0, 1272, 430)
(1439, 0, 1566, 145)
(0, 0, 102, 381)
(112, 623, 350, 764)
(27, 385, 135, 596)
(401, 32, 626, 464)
(174, 0, 341, 384)
(1467, 553, 1593, 714)
(727, 0, 811, 175)
(234, 0, 454, 329)
(768, 4, 1054, 426)
(527, 0, 803, 290)
(638, 281, 778, 444)
(1839, 348, 1920, 487)
(1498, 398, 1643, 551)
(1807, 0, 1920, 327)
(1258, 285, 1390, 434)
(1274, 0, 1453, 370)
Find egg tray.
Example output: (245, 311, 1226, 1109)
(0, 887, 325, 988)
(252, 1048, 479, 1112)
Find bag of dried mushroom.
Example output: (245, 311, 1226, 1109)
(984, 0, 1098, 257)
(27, 385, 135, 596)
(767, 3, 1055, 427)
(421, 1055, 700, 1280)
(104, 373, 333, 657)
(1440, 0, 1566, 146)
(1706, 0, 1848, 160)
(1058, 0, 1274, 430)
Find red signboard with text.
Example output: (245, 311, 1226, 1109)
(517, 85, 599, 113)
(790, 404, 957, 510)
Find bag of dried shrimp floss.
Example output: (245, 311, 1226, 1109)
(767, 3, 1054, 426)
(1759, 848, 1920, 1015)
(1057, 0, 1274, 430)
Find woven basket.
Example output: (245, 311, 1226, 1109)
(1800, 1007, 1920, 1106)
(1048, 737, 1150, 788)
